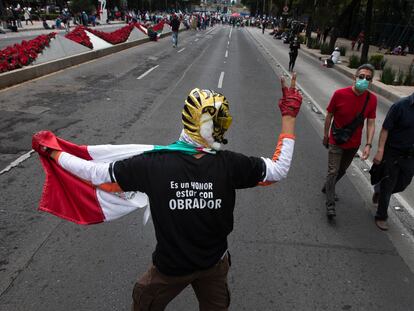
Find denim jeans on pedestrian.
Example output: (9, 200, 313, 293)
(172, 31, 178, 46)
(325, 144, 358, 206)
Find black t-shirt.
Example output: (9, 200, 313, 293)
(383, 95, 414, 153)
(170, 18, 180, 31)
(114, 150, 265, 275)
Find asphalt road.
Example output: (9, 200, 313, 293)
(0, 25, 414, 311)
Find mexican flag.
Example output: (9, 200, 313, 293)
(135, 21, 165, 40)
(32, 131, 205, 225)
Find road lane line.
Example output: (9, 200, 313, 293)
(178, 48, 185, 53)
(0, 151, 34, 175)
(228, 41, 230, 45)
(195, 38, 199, 42)
(229, 28, 232, 39)
(225, 50, 228, 58)
(218, 71, 225, 88)
(137, 65, 159, 80)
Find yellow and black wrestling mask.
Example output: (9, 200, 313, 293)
(182, 88, 232, 149)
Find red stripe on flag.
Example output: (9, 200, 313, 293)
(33, 131, 104, 225)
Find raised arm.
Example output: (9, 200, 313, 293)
(261, 74, 302, 183)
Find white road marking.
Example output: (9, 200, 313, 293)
(178, 48, 185, 53)
(137, 65, 159, 80)
(228, 41, 230, 45)
(218, 71, 225, 89)
(195, 38, 199, 42)
(225, 50, 228, 58)
(229, 28, 232, 39)
(0, 151, 34, 175)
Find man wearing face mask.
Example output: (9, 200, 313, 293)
(322, 64, 377, 219)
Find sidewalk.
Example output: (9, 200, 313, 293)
(300, 35, 414, 101)
(0, 19, 126, 38)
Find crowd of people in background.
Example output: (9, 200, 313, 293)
(0, 3, 412, 59)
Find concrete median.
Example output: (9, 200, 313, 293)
(0, 30, 175, 90)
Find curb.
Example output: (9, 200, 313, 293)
(300, 47, 403, 103)
(0, 30, 174, 90)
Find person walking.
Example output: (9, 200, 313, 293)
(23, 7, 33, 25)
(170, 13, 180, 48)
(356, 31, 364, 51)
(371, 92, 414, 230)
(322, 64, 377, 219)
(32, 76, 302, 311)
(262, 19, 267, 34)
(288, 36, 300, 72)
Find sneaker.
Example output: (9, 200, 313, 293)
(321, 187, 339, 201)
(375, 219, 388, 231)
(326, 204, 336, 219)
(372, 192, 380, 204)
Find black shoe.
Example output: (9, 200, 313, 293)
(326, 204, 336, 219)
(375, 219, 388, 231)
(321, 187, 339, 201)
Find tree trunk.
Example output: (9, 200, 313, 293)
(360, 0, 373, 64)
(306, 14, 313, 47)
(328, 0, 361, 54)
(328, 27, 339, 52)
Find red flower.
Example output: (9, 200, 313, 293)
(18, 53, 29, 66)
(65, 26, 93, 49)
(86, 24, 134, 45)
(0, 32, 54, 73)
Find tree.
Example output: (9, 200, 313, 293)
(360, 0, 373, 64)
(70, 0, 96, 14)
(327, 0, 360, 54)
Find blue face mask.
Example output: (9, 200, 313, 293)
(355, 78, 369, 92)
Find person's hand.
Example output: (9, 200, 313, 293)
(323, 136, 329, 149)
(373, 150, 384, 165)
(32, 130, 60, 157)
(361, 144, 371, 160)
(278, 73, 302, 117)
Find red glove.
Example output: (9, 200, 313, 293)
(278, 86, 302, 117)
(32, 130, 61, 157)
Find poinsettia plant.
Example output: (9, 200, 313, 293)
(0, 33, 56, 73)
(86, 24, 134, 45)
(65, 26, 93, 49)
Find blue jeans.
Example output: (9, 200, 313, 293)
(172, 31, 178, 46)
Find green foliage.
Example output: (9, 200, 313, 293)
(368, 54, 387, 70)
(38, 13, 60, 21)
(307, 37, 321, 49)
(380, 66, 396, 85)
(298, 35, 306, 44)
(396, 70, 405, 85)
(339, 46, 346, 56)
(404, 64, 414, 86)
(348, 54, 361, 69)
(70, 0, 95, 14)
(320, 43, 331, 55)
